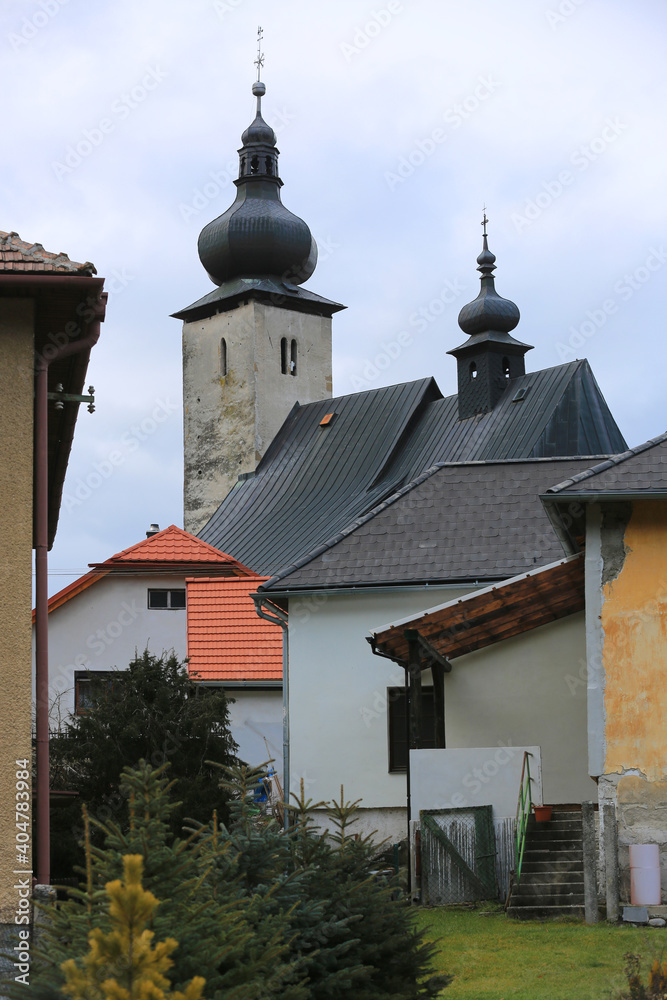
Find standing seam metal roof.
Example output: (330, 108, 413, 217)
(199, 361, 626, 577)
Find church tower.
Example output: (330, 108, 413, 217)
(174, 58, 345, 535)
(448, 217, 532, 420)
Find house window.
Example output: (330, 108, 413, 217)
(280, 337, 288, 374)
(220, 338, 227, 376)
(147, 589, 186, 610)
(387, 686, 436, 773)
(75, 671, 114, 714)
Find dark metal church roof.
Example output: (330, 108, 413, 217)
(199, 359, 626, 579)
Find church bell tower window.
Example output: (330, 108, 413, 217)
(220, 338, 227, 377)
(290, 339, 297, 376)
(280, 337, 288, 374)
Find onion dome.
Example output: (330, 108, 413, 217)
(198, 79, 317, 287)
(457, 232, 520, 335)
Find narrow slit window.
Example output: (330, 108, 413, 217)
(220, 338, 227, 377)
(290, 339, 297, 376)
(470, 362, 477, 381)
(280, 337, 288, 374)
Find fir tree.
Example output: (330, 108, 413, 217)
(60, 853, 206, 1000)
(49, 649, 238, 879)
(21, 762, 303, 1000)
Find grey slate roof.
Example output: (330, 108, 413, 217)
(172, 275, 345, 322)
(544, 431, 667, 497)
(261, 458, 597, 591)
(199, 359, 625, 578)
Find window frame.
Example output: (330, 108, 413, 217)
(74, 671, 115, 715)
(147, 588, 186, 610)
(387, 685, 436, 773)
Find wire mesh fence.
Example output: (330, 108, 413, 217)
(420, 806, 513, 905)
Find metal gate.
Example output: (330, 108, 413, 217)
(420, 806, 497, 905)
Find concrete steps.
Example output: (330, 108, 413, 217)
(508, 809, 586, 920)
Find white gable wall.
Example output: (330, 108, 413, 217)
(34, 573, 187, 727)
(288, 589, 591, 842)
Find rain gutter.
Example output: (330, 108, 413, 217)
(33, 280, 106, 886)
(251, 593, 290, 829)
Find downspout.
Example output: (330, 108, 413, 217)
(251, 593, 289, 830)
(34, 287, 106, 886)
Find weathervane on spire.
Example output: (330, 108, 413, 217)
(254, 26, 264, 82)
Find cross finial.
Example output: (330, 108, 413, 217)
(254, 26, 264, 82)
(481, 206, 489, 237)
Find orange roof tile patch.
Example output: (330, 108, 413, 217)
(96, 525, 255, 573)
(38, 526, 257, 618)
(186, 577, 283, 683)
(0, 230, 96, 275)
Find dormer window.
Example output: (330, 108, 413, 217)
(469, 362, 478, 381)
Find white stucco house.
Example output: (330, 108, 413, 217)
(34, 524, 256, 728)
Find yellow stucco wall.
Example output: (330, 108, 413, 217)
(0, 299, 34, 922)
(602, 501, 667, 782)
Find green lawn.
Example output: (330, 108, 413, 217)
(415, 906, 665, 1000)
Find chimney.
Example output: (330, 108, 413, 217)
(146, 523, 160, 538)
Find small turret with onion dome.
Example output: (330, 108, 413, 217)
(197, 56, 317, 288)
(448, 213, 533, 419)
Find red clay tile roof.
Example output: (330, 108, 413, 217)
(0, 230, 96, 275)
(38, 526, 253, 619)
(95, 524, 254, 571)
(186, 577, 283, 683)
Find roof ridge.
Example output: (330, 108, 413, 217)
(544, 430, 667, 494)
(103, 524, 238, 564)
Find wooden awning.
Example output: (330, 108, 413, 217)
(369, 552, 584, 665)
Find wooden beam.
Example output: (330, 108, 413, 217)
(405, 630, 422, 750)
(432, 662, 445, 749)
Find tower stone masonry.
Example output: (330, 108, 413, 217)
(175, 76, 344, 535)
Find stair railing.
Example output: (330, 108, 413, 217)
(514, 751, 533, 887)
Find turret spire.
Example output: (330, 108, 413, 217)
(448, 215, 533, 419)
(197, 40, 317, 287)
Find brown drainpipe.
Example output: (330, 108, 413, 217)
(32, 279, 106, 885)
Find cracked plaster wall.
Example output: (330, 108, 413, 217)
(596, 501, 667, 899)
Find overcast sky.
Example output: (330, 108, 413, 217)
(3, 0, 666, 595)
